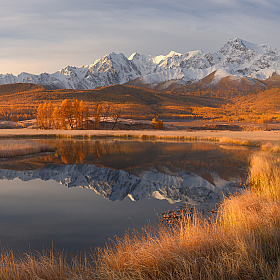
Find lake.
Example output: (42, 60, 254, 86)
(0, 139, 254, 253)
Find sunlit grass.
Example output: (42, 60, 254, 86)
(95, 150, 280, 279)
(219, 136, 260, 147)
(0, 247, 96, 280)
(0, 140, 55, 158)
(261, 142, 280, 153)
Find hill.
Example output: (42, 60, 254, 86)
(0, 83, 212, 120)
(0, 78, 280, 123)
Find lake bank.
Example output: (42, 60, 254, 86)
(0, 128, 279, 144)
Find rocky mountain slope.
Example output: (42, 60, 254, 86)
(0, 38, 279, 90)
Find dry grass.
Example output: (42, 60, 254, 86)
(219, 136, 259, 147)
(94, 151, 280, 279)
(249, 151, 280, 200)
(0, 140, 55, 158)
(0, 247, 96, 280)
(261, 142, 280, 153)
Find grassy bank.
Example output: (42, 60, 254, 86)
(95, 149, 280, 279)
(0, 146, 280, 279)
(0, 140, 55, 158)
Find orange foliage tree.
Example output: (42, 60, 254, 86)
(36, 99, 90, 130)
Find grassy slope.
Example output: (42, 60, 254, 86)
(0, 83, 221, 119)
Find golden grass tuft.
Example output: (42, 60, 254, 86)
(249, 152, 280, 200)
(0, 140, 55, 158)
(219, 136, 259, 147)
(261, 142, 280, 153)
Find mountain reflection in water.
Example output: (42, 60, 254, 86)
(0, 139, 253, 206)
(0, 139, 256, 252)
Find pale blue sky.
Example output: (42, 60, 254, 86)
(0, 0, 279, 75)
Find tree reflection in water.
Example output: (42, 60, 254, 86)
(0, 139, 254, 183)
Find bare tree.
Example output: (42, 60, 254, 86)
(111, 107, 122, 130)
(94, 103, 102, 130)
(102, 104, 111, 122)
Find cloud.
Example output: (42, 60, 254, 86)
(0, 0, 279, 74)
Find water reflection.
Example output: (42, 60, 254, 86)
(0, 139, 253, 206)
(0, 139, 255, 252)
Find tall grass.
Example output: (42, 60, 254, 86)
(249, 151, 280, 200)
(0, 140, 55, 158)
(1, 148, 280, 279)
(0, 247, 96, 279)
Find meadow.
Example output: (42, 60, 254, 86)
(0, 136, 280, 279)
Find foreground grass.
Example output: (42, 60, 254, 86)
(95, 148, 280, 279)
(0, 146, 280, 279)
(0, 140, 55, 158)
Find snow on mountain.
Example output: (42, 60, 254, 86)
(0, 164, 239, 205)
(0, 38, 279, 89)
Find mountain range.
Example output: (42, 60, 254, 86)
(1, 38, 279, 91)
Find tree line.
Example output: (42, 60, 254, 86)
(37, 99, 94, 130)
(36, 99, 121, 130)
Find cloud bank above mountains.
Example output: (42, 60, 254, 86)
(0, 0, 280, 75)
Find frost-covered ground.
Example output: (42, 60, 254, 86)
(0, 140, 53, 158)
(0, 128, 279, 144)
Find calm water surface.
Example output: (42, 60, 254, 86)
(0, 139, 255, 253)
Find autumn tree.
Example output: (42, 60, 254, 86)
(73, 99, 81, 129)
(83, 106, 90, 129)
(46, 102, 54, 129)
(52, 106, 61, 129)
(60, 99, 74, 129)
(158, 119, 164, 130)
(79, 100, 86, 129)
(152, 118, 158, 129)
(152, 118, 164, 129)
(36, 104, 44, 129)
(36, 99, 90, 130)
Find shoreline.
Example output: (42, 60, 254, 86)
(0, 129, 279, 143)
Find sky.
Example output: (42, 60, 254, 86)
(0, 0, 280, 75)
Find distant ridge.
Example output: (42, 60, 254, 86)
(0, 38, 279, 90)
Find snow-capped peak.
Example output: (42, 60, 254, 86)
(166, 51, 182, 57)
(152, 55, 166, 64)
